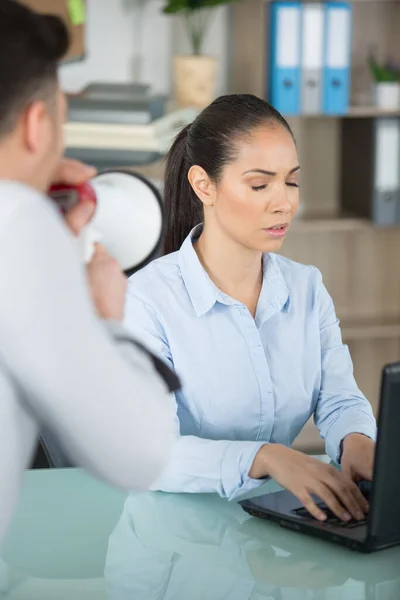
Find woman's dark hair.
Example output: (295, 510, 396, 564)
(163, 94, 294, 255)
(0, 0, 70, 139)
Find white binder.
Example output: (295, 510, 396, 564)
(301, 3, 324, 114)
(374, 118, 400, 225)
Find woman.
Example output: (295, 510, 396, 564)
(125, 94, 376, 523)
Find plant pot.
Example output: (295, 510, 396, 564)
(374, 82, 400, 109)
(173, 55, 218, 109)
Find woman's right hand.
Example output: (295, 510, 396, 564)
(249, 444, 369, 523)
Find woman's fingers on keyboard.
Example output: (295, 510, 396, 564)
(312, 484, 352, 522)
(296, 492, 327, 522)
(325, 471, 368, 520)
(352, 479, 370, 513)
(345, 477, 370, 514)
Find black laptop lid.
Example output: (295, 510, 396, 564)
(368, 363, 400, 544)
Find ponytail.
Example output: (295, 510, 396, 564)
(163, 124, 203, 255)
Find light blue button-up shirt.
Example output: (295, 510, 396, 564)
(125, 226, 376, 500)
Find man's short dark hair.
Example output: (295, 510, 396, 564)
(0, 1, 70, 138)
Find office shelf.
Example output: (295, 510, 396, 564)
(346, 106, 400, 118)
(296, 107, 400, 119)
(231, 0, 400, 116)
(291, 215, 370, 232)
(341, 318, 400, 341)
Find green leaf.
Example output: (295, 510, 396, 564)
(162, 0, 240, 53)
(163, 0, 239, 15)
(67, 0, 86, 25)
(369, 57, 400, 83)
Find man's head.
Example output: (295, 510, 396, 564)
(0, 1, 69, 192)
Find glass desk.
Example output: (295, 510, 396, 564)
(2, 464, 400, 600)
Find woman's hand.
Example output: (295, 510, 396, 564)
(340, 433, 375, 483)
(249, 444, 369, 523)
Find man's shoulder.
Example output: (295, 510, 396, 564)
(0, 180, 44, 201)
(0, 180, 47, 220)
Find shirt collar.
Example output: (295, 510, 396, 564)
(178, 225, 290, 320)
(255, 253, 290, 327)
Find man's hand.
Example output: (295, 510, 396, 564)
(341, 434, 375, 482)
(51, 158, 97, 234)
(51, 158, 127, 321)
(86, 245, 127, 321)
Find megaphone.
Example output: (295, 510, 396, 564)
(49, 170, 164, 277)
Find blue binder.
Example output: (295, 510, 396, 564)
(322, 2, 352, 115)
(269, 2, 301, 116)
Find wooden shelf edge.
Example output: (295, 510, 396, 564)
(291, 107, 400, 119)
(347, 106, 400, 118)
(291, 216, 371, 232)
(341, 319, 400, 341)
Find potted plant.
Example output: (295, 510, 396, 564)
(369, 56, 400, 109)
(162, 0, 238, 108)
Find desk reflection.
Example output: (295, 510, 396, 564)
(1, 486, 399, 600)
(105, 492, 400, 600)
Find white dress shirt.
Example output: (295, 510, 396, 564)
(0, 181, 176, 547)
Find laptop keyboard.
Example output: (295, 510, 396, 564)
(293, 504, 367, 528)
(293, 482, 370, 529)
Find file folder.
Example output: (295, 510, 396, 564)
(269, 2, 301, 115)
(323, 2, 352, 115)
(341, 117, 400, 226)
(373, 118, 400, 226)
(301, 3, 324, 115)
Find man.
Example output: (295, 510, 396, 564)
(0, 1, 177, 545)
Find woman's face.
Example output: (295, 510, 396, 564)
(210, 124, 299, 253)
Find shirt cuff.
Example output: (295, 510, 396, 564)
(324, 411, 377, 464)
(221, 441, 269, 501)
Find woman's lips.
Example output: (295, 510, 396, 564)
(263, 223, 289, 239)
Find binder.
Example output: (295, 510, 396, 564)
(373, 119, 400, 225)
(301, 3, 324, 115)
(269, 2, 301, 116)
(323, 2, 352, 115)
(341, 118, 400, 226)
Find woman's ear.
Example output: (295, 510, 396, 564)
(188, 165, 216, 207)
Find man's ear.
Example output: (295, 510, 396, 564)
(188, 165, 216, 207)
(23, 100, 50, 153)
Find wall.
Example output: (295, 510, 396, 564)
(59, 0, 229, 96)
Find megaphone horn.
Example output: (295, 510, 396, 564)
(50, 169, 164, 277)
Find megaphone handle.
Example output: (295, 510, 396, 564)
(79, 226, 103, 264)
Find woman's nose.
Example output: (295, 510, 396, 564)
(270, 187, 292, 214)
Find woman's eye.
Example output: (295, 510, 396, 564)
(251, 184, 267, 191)
(286, 182, 299, 188)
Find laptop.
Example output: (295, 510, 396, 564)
(239, 362, 400, 553)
